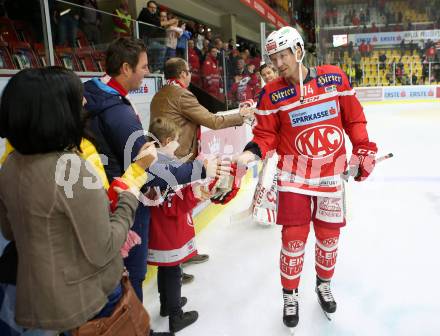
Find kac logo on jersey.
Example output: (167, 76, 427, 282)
(270, 86, 296, 104)
(295, 125, 343, 159)
(289, 100, 338, 127)
(317, 73, 342, 87)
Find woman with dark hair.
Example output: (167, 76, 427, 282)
(0, 67, 158, 334)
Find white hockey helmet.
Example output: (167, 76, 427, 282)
(264, 26, 305, 60)
(265, 26, 307, 102)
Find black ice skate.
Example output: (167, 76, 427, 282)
(169, 310, 198, 333)
(150, 331, 175, 336)
(316, 276, 337, 320)
(160, 296, 188, 317)
(282, 289, 299, 334)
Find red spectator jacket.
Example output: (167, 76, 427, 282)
(229, 74, 259, 103)
(188, 48, 201, 86)
(202, 53, 222, 98)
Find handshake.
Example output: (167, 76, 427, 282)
(202, 157, 248, 204)
(239, 99, 256, 126)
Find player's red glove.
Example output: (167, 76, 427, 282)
(349, 142, 378, 182)
(209, 163, 247, 204)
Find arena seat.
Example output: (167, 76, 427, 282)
(76, 30, 91, 49)
(92, 51, 105, 72)
(0, 17, 19, 43)
(33, 43, 63, 67)
(9, 41, 40, 69)
(75, 47, 98, 72)
(13, 20, 36, 44)
(55, 46, 81, 71)
(0, 41, 15, 69)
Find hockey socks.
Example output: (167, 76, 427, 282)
(314, 226, 340, 280)
(280, 225, 309, 289)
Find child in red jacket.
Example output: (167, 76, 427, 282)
(146, 117, 212, 333)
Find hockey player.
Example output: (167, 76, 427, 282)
(235, 26, 378, 329)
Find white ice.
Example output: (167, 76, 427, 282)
(143, 102, 440, 336)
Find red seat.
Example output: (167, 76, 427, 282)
(92, 51, 105, 72)
(13, 20, 36, 43)
(0, 17, 19, 43)
(55, 46, 81, 71)
(33, 43, 62, 67)
(75, 47, 98, 72)
(9, 41, 40, 69)
(76, 30, 91, 48)
(0, 41, 15, 69)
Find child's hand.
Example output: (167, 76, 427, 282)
(193, 184, 212, 201)
(204, 157, 233, 178)
(108, 178, 140, 211)
(134, 141, 157, 170)
(208, 163, 247, 205)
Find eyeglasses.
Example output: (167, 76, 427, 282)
(148, 5, 157, 10)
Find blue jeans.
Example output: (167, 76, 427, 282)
(165, 47, 176, 61)
(124, 204, 151, 302)
(0, 284, 58, 335)
(0, 283, 122, 335)
(94, 283, 122, 319)
(57, 14, 79, 47)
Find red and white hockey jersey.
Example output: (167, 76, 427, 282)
(147, 185, 199, 266)
(253, 65, 369, 196)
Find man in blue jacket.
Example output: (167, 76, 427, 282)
(83, 38, 207, 305)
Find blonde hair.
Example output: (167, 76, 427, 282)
(149, 117, 179, 145)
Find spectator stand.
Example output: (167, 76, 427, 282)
(314, 0, 440, 86)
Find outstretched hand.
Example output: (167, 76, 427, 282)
(203, 157, 233, 178)
(134, 141, 158, 170)
(108, 178, 140, 211)
(208, 162, 247, 204)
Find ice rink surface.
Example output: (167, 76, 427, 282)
(144, 102, 440, 336)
